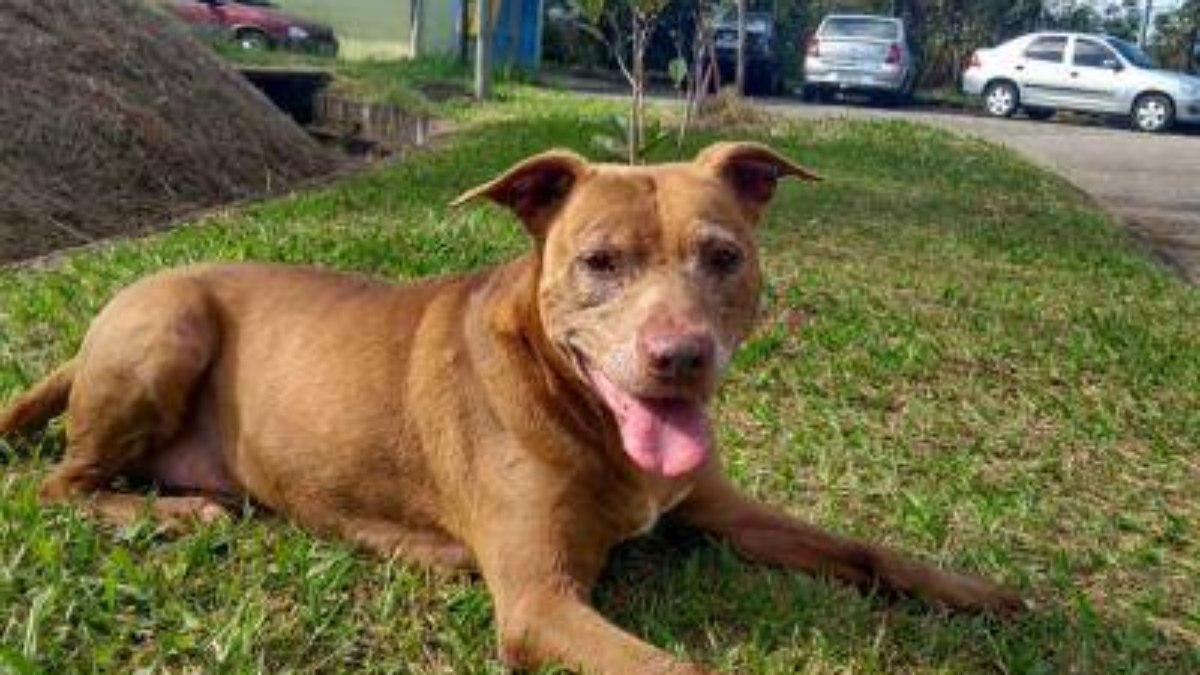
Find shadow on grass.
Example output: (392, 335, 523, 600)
(595, 523, 1198, 673)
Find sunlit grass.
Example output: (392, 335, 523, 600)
(1, 91, 1197, 673)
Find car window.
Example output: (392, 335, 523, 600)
(820, 17, 900, 41)
(1024, 36, 1067, 63)
(720, 16, 770, 33)
(1105, 37, 1157, 68)
(1073, 39, 1117, 68)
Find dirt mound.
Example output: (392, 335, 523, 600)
(0, 0, 337, 262)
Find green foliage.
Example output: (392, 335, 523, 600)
(893, 0, 1045, 87)
(668, 56, 688, 86)
(202, 35, 338, 68)
(590, 112, 670, 161)
(328, 58, 468, 114)
(577, 0, 674, 23)
(1153, 0, 1200, 72)
(1048, 0, 1142, 41)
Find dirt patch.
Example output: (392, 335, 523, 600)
(0, 0, 338, 263)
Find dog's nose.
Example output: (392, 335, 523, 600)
(639, 329, 715, 382)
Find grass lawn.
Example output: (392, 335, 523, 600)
(1, 87, 1198, 673)
(206, 43, 472, 115)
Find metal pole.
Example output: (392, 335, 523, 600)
(475, 0, 492, 100)
(1139, 0, 1154, 47)
(411, 0, 423, 57)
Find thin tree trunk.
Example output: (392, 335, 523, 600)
(681, 8, 708, 146)
(899, 0, 926, 87)
(1189, 7, 1199, 73)
(630, 9, 642, 165)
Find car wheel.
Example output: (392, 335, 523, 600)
(983, 81, 1018, 118)
(1131, 93, 1174, 133)
(236, 29, 271, 51)
(1026, 107, 1055, 121)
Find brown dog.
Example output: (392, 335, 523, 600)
(0, 142, 1021, 674)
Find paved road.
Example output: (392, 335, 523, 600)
(762, 101, 1200, 283)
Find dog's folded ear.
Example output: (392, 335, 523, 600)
(695, 141, 819, 222)
(451, 150, 588, 238)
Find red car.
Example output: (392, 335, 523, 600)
(170, 0, 338, 55)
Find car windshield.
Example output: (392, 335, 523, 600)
(820, 17, 899, 40)
(715, 12, 771, 33)
(1105, 37, 1156, 68)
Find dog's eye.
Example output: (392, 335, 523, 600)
(702, 244, 743, 276)
(579, 249, 621, 276)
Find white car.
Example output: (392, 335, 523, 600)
(963, 31, 1200, 132)
(803, 14, 916, 103)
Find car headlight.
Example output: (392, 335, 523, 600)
(1182, 80, 1200, 98)
(287, 26, 310, 41)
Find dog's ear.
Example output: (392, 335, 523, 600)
(695, 141, 819, 222)
(451, 150, 588, 238)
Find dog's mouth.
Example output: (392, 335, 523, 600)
(570, 349, 713, 478)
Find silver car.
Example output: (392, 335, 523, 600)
(802, 14, 916, 103)
(963, 31, 1200, 132)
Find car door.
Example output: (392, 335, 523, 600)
(1016, 35, 1071, 107)
(1065, 37, 1126, 113)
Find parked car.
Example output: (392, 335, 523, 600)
(169, 0, 338, 55)
(802, 14, 916, 103)
(713, 10, 782, 95)
(963, 31, 1200, 132)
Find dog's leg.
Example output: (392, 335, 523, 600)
(356, 527, 475, 571)
(491, 582, 713, 675)
(676, 474, 1023, 614)
(478, 546, 714, 674)
(312, 515, 474, 571)
(71, 492, 231, 532)
(39, 278, 222, 522)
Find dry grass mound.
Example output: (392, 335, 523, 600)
(0, 0, 337, 262)
(692, 89, 778, 132)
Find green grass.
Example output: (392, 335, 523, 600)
(209, 48, 525, 117)
(1, 89, 1198, 673)
(206, 43, 450, 114)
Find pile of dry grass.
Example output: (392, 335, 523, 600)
(0, 0, 337, 262)
(691, 89, 778, 132)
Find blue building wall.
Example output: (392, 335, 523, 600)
(490, 0, 542, 68)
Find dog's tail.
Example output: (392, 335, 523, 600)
(0, 360, 76, 437)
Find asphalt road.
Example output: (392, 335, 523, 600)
(762, 100, 1200, 283)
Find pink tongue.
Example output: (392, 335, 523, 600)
(588, 367, 712, 477)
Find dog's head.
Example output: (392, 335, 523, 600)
(454, 142, 817, 478)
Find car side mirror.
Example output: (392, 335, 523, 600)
(1105, 59, 1123, 72)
